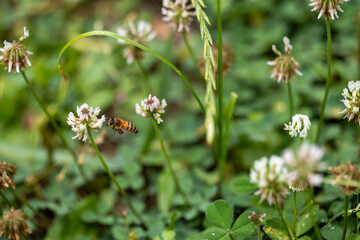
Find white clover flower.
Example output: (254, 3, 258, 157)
(116, 20, 156, 64)
(0, 27, 33, 73)
(284, 114, 311, 139)
(67, 103, 106, 142)
(162, 0, 196, 32)
(250, 155, 289, 205)
(283, 142, 325, 192)
(135, 94, 167, 124)
(309, 0, 350, 20)
(267, 37, 302, 84)
(339, 80, 360, 124)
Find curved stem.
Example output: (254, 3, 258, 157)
(86, 127, 147, 229)
(341, 195, 349, 240)
(315, 18, 332, 143)
(274, 198, 293, 240)
(287, 82, 294, 119)
(216, 0, 224, 197)
(9, 188, 48, 222)
(292, 191, 297, 232)
(256, 224, 263, 240)
(151, 118, 190, 206)
(21, 71, 88, 181)
(58, 31, 205, 115)
(135, 58, 151, 94)
(182, 30, 198, 68)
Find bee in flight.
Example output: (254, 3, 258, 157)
(107, 117, 138, 135)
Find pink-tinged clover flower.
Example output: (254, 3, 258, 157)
(67, 103, 106, 142)
(136, 94, 167, 124)
(0, 27, 33, 73)
(248, 211, 266, 225)
(267, 37, 302, 84)
(309, 0, 350, 20)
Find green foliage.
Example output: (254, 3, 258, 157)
(204, 200, 255, 239)
(0, 0, 360, 239)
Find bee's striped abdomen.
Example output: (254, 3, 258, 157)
(108, 117, 138, 134)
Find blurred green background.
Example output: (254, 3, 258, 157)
(0, 0, 360, 239)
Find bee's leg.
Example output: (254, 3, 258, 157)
(118, 129, 124, 135)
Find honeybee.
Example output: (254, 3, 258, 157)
(107, 117, 138, 135)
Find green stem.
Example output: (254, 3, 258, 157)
(256, 224, 263, 240)
(9, 188, 48, 222)
(274, 198, 293, 240)
(308, 187, 323, 240)
(342, 195, 349, 240)
(216, 0, 224, 197)
(151, 118, 190, 206)
(21, 71, 88, 181)
(357, 194, 359, 235)
(86, 126, 147, 228)
(287, 82, 294, 119)
(292, 191, 297, 232)
(182, 30, 198, 68)
(315, 18, 332, 143)
(135, 58, 151, 94)
(0, 191, 15, 207)
(58, 31, 205, 115)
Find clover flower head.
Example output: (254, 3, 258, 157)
(67, 103, 106, 142)
(0, 207, 31, 240)
(284, 114, 311, 139)
(135, 94, 167, 124)
(117, 20, 156, 64)
(329, 161, 360, 195)
(267, 36, 302, 84)
(309, 0, 350, 20)
(0, 161, 17, 191)
(162, 0, 196, 32)
(283, 142, 325, 192)
(0, 27, 33, 73)
(339, 80, 360, 124)
(250, 155, 289, 205)
(248, 211, 266, 225)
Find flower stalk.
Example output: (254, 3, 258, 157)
(315, 18, 332, 143)
(86, 126, 147, 228)
(8, 188, 48, 223)
(287, 82, 294, 119)
(341, 194, 349, 240)
(21, 71, 88, 181)
(151, 118, 190, 206)
(135, 58, 151, 94)
(274, 198, 293, 240)
(308, 187, 323, 240)
(216, 0, 225, 197)
(182, 30, 198, 68)
(292, 192, 297, 231)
